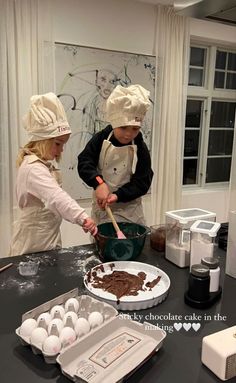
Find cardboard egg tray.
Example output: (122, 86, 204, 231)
(15, 288, 116, 363)
(16, 288, 166, 382)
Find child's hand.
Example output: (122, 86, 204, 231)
(95, 182, 110, 209)
(82, 218, 98, 236)
(106, 193, 118, 204)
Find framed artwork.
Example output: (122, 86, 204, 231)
(55, 43, 156, 199)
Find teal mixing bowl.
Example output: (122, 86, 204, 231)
(95, 222, 150, 262)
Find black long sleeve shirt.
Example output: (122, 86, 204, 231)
(77, 125, 153, 203)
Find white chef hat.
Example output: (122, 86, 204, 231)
(106, 84, 151, 129)
(23, 92, 71, 142)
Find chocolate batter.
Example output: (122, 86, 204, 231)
(146, 276, 161, 290)
(90, 270, 161, 300)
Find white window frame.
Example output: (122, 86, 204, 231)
(183, 42, 236, 190)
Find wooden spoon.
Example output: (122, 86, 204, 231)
(105, 206, 126, 239)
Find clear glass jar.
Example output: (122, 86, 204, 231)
(150, 224, 166, 252)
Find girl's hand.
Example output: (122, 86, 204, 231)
(82, 218, 98, 236)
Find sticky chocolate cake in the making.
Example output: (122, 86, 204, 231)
(90, 269, 161, 300)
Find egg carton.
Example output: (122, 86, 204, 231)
(16, 288, 166, 382)
(57, 316, 166, 383)
(15, 288, 118, 364)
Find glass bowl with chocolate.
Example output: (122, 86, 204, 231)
(150, 224, 166, 252)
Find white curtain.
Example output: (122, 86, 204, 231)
(0, 0, 53, 257)
(151, 5, 190, 225)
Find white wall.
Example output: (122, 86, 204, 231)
(53, 0, 156, 54)
(53, 0, 236, 246)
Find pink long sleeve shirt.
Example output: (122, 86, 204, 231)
(16, 155, 88, 225)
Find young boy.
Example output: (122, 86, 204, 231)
(77, 84, 153, 225)
(9, 92, 97, 256)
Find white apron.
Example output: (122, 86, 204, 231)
(9, 157, 62, 256)
(92, 132, 145, 225)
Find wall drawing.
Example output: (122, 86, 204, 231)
(55, 43, 155, 199)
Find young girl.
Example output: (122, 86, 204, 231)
(9, 92, 97, 256)
(78, 84, 153, 225)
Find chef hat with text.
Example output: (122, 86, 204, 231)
(23, 92, 71, 142)
(106, 84, 151, 129)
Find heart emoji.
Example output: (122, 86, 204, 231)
(183, 323, 191, 331)
(174, 322, 182, 331)
(192, 323, 201, 331)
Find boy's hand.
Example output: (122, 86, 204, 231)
(82, 218, 98, 236)
(95, 182, 110, 208)
(106, 193, 118, 204)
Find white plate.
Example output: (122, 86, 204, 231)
(84, 261, 170, 310)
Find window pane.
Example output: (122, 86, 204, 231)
(214, 71, 225, 88)
(184, 130, 199, 156)
(226, 73, 236, 90)
(206, 157, 231, 183)
(228, 53, 236, 70)
(188, 68, 203, 86)
(190, 47, 205, 66)
(215, 50, 226, 69)
(183, 159, 198, 185)
(210, 102, 236, 128)
(185, 100, 202, 127)
(186, 45, 236, 187)
(208, 130, 234, 155)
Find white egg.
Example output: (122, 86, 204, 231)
(43, 335, 61, 355)
(37, 312, 52, 327)
(59, 327, 76, 347)
(30, 327, 48, 347)
(88, 311, 104, 328)
(63, 311, 78, 326)
(20, 318, 38, 337)
(48, 318, 64, 335)
(74, 317, 90, 337)
(50, 305, 65, 319)
(64, 297, 80, 313)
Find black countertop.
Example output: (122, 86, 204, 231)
(0, 240, 235, 383)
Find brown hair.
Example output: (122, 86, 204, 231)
(16, 139, 61, 168)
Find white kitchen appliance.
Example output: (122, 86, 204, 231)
(202, 326, 236, 381)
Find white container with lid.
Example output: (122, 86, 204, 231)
(201, 256, 220, 292)
(165, 208, 216, 268)
(190, 220, 221, 268)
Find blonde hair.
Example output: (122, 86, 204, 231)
(16, 139, 61, 168)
